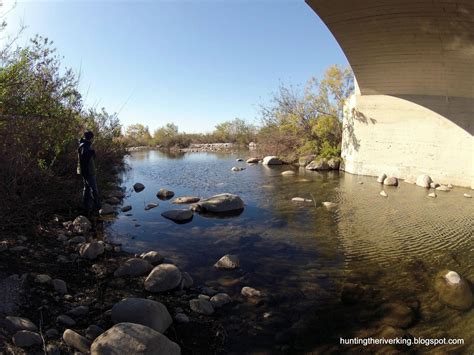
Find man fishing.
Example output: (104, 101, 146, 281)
(77, 131, 102, 213)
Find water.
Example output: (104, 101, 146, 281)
(108, 150, 473, 353)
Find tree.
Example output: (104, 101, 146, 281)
(213, 118, 256, 144)
(124, 123, 152, 147)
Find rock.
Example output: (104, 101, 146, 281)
(175, 313, 189, 323)
(0, 241, 7, 251)
(181, 272, 193, 289)
(327, 158, 341, 170)
(67, 305, 89, 317)
(90, 322, 180, 355)
(377, 173, 387, 183)
(428, 192, 437, 198)
(52, 279, 67, 294)
(231, 166, 245, 172)
(430, 182, 440, 189)
(86, 325, 104, 340)
(68, 236, 86, 244)
(99, 204, 114, 215)
(201, 287, 218, 296)
(236, 158, 243, 161)
(106, 197, 121, 205)
(79, 241, 104, 260)
(241, 286, 262, 297)
(121, 205, 132, 212)
(383, 177, 398, 186)
(133, 183, 145, 192)
(144, 264, 182, 293)
(114, 258, 153, 277)
(35, 274, 52, 284)
(306, 158, 330, 171)
(416, 174, 432, 188)
(45, 328, 59, 338)
(189, 299, 214, 315)
(281, 170, 296, 176)
(210, 293, 231, 308)
(156, 189, 175, 200)
(262, 156, 282, 165)
(292, 197, 312, 203)
(172, 196, 200, 204)
(111, 298, 172, 333)
(379, 302, 415, 328)
(72, 215, 91, 234)
(436, 185, 451, 192)
(5, 316, 38, 332)
(140, 251, 164, 266)
(12, 330, 42, 347)
(197, 193, 244, 213)
(198, 294, 210, 301)
(214, 254, 240, 269)
(322, 201, 337, 209)
(434, 270, 472, 310)
(161, 209, 193, 223)
(144, 203, 158, 210)
(63, 329, 91, 353)
(380, 191, 388, 197)
(57, 314, 76, 326)
(464, 193, 472, 198)
(298, 155, 315, 167)
(246, 157, 259, 164)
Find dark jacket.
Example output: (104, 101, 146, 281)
(77, 138, 96, 176)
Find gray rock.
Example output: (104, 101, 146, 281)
(144, 203, 158, 210)
(210, 293, 232, 308)
(57, 314, 76, 326)
(79, 241, 104, 260)
(181, 272, 193, 289)
(52, 279, 67, 294)
(174, 313, 189, 323)
(86, 325, 104, 340)
(306, 158, 330, 171)
(99, 204, 114, 215)
(156, 189, 175, 200)
(12, 330, 42, 347)
(416, 174, 432, 188)
(5, 316, 38, 332)
(198, 193, 244, 213)
(72, 216, 91, 234)
(262, 156, 282, 165)
(63, 329, 91, 353)
(67, 305, 89, 317)
(111, 298, 172, 333)
(140, 251, 164, 266)
(434, 270, 472, 310)
(90, 322, 181, 355)
(133, 183, 145, 192)
(377, 173, 387, 183)
(172, 196, 201, 204)
(383, 176, 398, 186)
(114, 258, 153, 277)
(281, 170, 296, 176)
(241, 286, 262, 297)
(121, 205, 132, 212)
(144, 264, 182, 293)
(246, 157, 260, 164)
(214, 254, 240, 269)
(35, 274, 52, 284)
(161, 209, 194, 223)
(45, 328, 59, 338)
(189, 299, 214, 315)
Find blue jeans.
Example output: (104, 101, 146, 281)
(83, 174, 102, 211)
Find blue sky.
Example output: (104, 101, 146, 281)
(3, 0, 348, 133)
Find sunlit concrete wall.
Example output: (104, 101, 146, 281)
(306, 0, 474, 187)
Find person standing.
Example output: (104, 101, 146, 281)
(77, 131, 101, 213)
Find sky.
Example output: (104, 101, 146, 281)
(2, 0, 348, 133)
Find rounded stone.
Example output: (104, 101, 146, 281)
(380, 191, 388, 197)
(121, 205, 132, 212)
(210, 293, 232, 308)
(12, 330, 42, 347)
(52, 279, 67, 294)
(246, 157, 260, 164)
(56, 314, 76, 326)
(99, 204, 114, 215)
(383, 176, 398, 186)
(79, 241, 105, 260)
(5, 316, 38, 332)
(241, 286, 262, 297)
(114, 258, 153, 277)
(198, 193, 244, 213)
(156, 189, 175, 200)
(140, 251, 164, 266)
(377, 173, 387, 183)
(281, 170, 296, 176)
(72, 215, 91, 234)
(416, 174, 432, 188)
(144, 264, 182, 293)
(214, 254, 240, 269)
(63, 329, 91, 353)
(133, 183, 145, 192)
(262, 156, 282, 165)
(161, 209, 194, 223)
(171, 196, 200, 204)
(434, 270, 472, 310)
(189, 299, 214, 315)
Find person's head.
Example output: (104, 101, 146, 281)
(84, 131, 94, 141)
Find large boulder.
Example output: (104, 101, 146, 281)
(111, 298, 172, 333)
(172, 196, 200, 204)
(262, 156, 282, 165)
(416, 174, 432, 188)
(79, 241, 104, 260)
(161, 210, 194, 223)
(434, 270, 472, 310)
(197, 193, 244, 213)
(156, 189, 175, 200)
(90, 323, 180, 355)
(305, 158, 330, 171)
(72, 216, 91, 234)
(114, 258, 153, 277)
(144, 264, 182, 293)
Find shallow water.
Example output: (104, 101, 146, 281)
(108, 150, 473, 353)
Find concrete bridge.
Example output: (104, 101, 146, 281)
(306, 0, 473, 188)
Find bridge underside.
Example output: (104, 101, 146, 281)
(306, 0, 473, 187)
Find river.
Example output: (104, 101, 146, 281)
(107, 149, 473, 353)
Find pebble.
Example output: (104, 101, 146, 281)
(210, 293, 232, 308)
(52, 279, 67, 294)
(63, 329, 91, 353)
(175, 313, 190, 323)
(189, 299, 214, 315)
(45, 328, 59, 338)
(428, 192, 437, 198)
(214, 254, 240, 269)
(380, 191, 388, 197)
(57, 314, 76, 326)
(35, 274, 52, 284)
(241, 286, 262, 297)
(67, 305, 89, 317)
